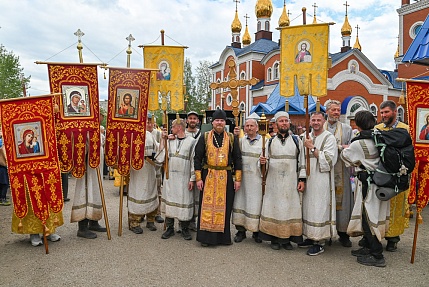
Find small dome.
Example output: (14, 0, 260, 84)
(243, 25, 251, 45)
(394, 43, 400, 58)
(255, 0, 273, 18)
(353, 36, 361, 51)
(341, 15, 352, 36)
(278, 4, 290, 27)
(231, 10, 242, 33)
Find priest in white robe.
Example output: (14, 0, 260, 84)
(258, 112, 306, 251)
(341, 110, 389, 267)
(301, 112, 338, 256)
(232, 118, 264, 244)
(159, 118, 197, 241)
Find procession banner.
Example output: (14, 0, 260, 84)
(280, 23, 330, 97)
(47, 63, 101, 178)
(0, 95, 63, 224)
(143, 46, 185, 111)
(104, 67, 151, 176)
(406, 80, 429, 211)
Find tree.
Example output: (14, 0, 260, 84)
(185, 60, 212, 113)
(0, 45, 30, 99)
(183, 58, 196, 112)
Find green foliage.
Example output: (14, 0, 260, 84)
(0, 45, 30, 99)
(183, 58, 212, 114)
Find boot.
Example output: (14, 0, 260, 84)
(146, 222, 157, 231)
(88, 220, 107, 232)
(161, 227, 175, 239)
(181, 228, 192, 240)
(77, 219, 97, 239)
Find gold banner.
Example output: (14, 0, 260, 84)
(143, 46, 185, 111)
(280, 23, 330, 97)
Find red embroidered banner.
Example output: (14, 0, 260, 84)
(0, 95, 63, 224)
(47, 63, 101, 178)
(406, 80, 429, 211)
(105, 68, 151, 176)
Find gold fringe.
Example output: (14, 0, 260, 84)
(417, 214, 423, 224)
(405, 209, 411, 218)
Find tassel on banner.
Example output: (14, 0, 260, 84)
(18, 219, 23, 233)
(417, 213, 423, 224)
(44, 224, 50, 236)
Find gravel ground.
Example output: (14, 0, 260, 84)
(1, 177, 428, 287)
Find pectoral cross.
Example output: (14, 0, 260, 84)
(209, 58, 258, 123)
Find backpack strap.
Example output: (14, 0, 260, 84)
(267, 135, 300, 172)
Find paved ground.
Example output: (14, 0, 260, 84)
(1, 177, 428, 287)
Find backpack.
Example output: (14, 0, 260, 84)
(352, 128, 415, 200)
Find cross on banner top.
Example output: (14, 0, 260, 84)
(74, 29, 85, 42)
(126, 34, 135, 47)
(209, 58, 258, 123)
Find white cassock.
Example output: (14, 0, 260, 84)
(71, 132, 104, 222)
(128, 131, 159, 216)
(302, 130, 338, 242)
(159, 136, 196, 221)
(259, 136, 307, 239)
(341, 138, 390, 242)
(232, 136, 263, 232)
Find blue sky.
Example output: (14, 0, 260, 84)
(0, 0, 400, 100)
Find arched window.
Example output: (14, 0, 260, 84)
(273, 63, 279, 80)
(397, 106, 404, 122)
(240, 71, 246, 80)
(265, 21, 270, 31)
(239, 102, 245, 111)
(257, 21, 261, 31)
(236, 36, 239, 42)
(226, 94, 233, 106)
(267, 68, 272, 81)
(370, 105, 377, 117)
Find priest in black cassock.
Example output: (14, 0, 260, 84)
(194, 109, 242, 247)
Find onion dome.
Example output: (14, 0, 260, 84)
(353, 35, 361, 51)
(255, 0, 273, 18)
(243, 25, 251, 45)
(278, 4, 290, 27)
(231, 10, 242, 33)
(394, 41, 400, 58)
(341, 15, 352, 36)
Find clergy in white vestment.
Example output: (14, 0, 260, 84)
(341, 110, 389, 267)
(159, 118, 197, 241)
(72, 129, 107, 239)
(232, 118, 264, 244)
(258, 112, 306, 251)
(185, 111, 201, 231)
(301, 112, 338, 256)
(324, 100, 354, 247)
(127, 130, 160, 234)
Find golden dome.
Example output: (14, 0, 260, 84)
(243, 25, 251, 45)
(255, 0, 273, 18)
(341, 15, 352, 36)
(231, 10, 242, 33)
(353, 36, 361, 51)
(394, 42, 399, 58)
(278, 4, 290, 27)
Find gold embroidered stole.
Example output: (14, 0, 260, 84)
(324, 121, 344, 210)
(200, 130, 230, 232)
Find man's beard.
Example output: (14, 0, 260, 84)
(278, 127, 289, 135)
(382, 116, 395, 126)
(328, 116, 339, 123)
(188, 123, 197, 129)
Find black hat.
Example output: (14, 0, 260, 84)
(187, 111, 199, 118)
(212, 109, 226, 121)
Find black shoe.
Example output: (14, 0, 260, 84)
(161, 228, 175, 239)
(77, 229, 97, 239)
(252, 232, 262, 243)
(146, 222, 157, 231)
(270, 242, 281, 250)
(155, 215, 165, 223)
(386, 241, 397, 252)
(339, 237, 352, 248)
(282, 242, 293, 250)
(130, 226, 143, 234)
(234, 231, 246, 243)
(351, 247, 370, 257)
(64, 198, 70, 202)
(358, 237, 367, 247)
(201, 243, 209, 247)
(297, 239, 314, 248)
(88, 221, 107, 232)
(181, 228, 192, 240)
(357, 255, 386, 267)
(189, 221, 197, 232)
(307, 244, 324, 256)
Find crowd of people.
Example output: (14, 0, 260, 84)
(2, 100, 412, 268)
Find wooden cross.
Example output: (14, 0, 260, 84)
(209, 58, 258, 123)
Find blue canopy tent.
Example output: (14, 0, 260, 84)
(250, 83, 325, 115)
